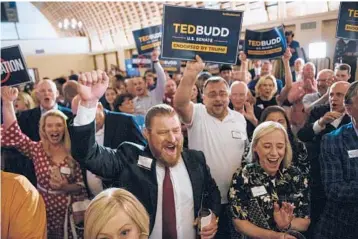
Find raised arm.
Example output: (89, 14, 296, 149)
(151, 48, 166, 101)
(173, 55, 205, 124)
(1, 86, 18, 129)
(239, 51, 250, 83)
(70, 70, 126, 178)
(277, 49, 293, 105)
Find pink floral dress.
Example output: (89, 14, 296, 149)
(1, 122, 88, 239)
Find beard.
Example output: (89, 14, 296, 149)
(149, 138, 184, 167)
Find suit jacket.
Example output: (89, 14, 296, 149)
(314, 123, 358, 239)
(2, 106, 73, 186)
(69, 121, 221, 233)
(249, 68, 257, 81)
(102, 110, 146, 149)
(297, 104, 351, 219)
(83, 110, 147, 196)
(297, 104, 351, 143)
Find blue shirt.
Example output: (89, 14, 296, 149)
(288, 40, 300, 66)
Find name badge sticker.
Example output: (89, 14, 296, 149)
(251, 186, 267, 197)
(138, 156, 153, 170)
(60, 167, 71, 175)
(348, 149, 358, 158)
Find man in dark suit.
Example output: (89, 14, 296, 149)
(248, 59, 261, 81)
(71, 95, 146, 197)
(314, 81, 358, 239)
(69, 70, 221, 238)
(297, 81, 351, 237)
(3, 80, 72, 186)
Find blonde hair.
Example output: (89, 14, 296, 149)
(39, 110, 71, 156)
(255, 75, 278, 98)
(250, 121, 292, 169)
(17, 92, 36, 110)
(84, 188, 150, 239)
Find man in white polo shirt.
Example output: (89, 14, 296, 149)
(174, 55, 247, 238)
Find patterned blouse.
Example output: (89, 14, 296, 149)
(229, 163, 310, 231)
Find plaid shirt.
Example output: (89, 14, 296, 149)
(315, 122, 358, 239)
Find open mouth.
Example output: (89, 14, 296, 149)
(50, 133, 60, 141)
(163, 145, 176, 156)
(267, 158, 279, 166)
(44, 97, 51, 103)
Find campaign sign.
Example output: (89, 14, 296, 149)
(336, 2, 358, 40)
(131, 54, 152, 68)
(1, 45, 31, 86)
(161, 5, 243, 64)
(244, 26, 287, 59)
(125, 59, 140, 77)
(159, 59, 181, 73)
(133, 25, 162, 55)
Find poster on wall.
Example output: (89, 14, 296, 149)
(244, 25, 287, 59)
(133, 25, 162, 55)
(1, 45, 32, 86)
(336, 2, 358, 40)
(161, 5, 243, 64)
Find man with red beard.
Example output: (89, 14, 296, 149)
(69, 70, 221, 239)
(174, 55, 247, 238)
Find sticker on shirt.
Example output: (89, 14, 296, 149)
(257, 104, 264, 109)
(232, 131, 247, 140)
(60, 166, 71, 175)
(251, 186, 267, 197)
(348, 149, 358, 158)
(137, 156, 152, 170)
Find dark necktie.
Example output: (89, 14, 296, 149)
(162, 166, 177, 239)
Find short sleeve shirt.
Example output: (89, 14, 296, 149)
(187, 103, 247, 203)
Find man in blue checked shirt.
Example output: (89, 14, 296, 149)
(314, 81, 358, 239)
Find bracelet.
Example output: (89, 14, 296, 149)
(278, 222, 291, 232)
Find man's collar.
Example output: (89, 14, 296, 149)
(40, 103, 58, 114)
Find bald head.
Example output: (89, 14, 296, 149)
(329, 81, 351, 113)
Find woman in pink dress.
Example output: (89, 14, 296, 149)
(1, 86, 88, 239)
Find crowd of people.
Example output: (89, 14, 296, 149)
(1, 33, 358, 239)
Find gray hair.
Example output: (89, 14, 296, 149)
(203, 76, 230, 92)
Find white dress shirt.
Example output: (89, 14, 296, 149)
(74, 105, 104, 196)
(313, 114, 345, 134)
(74, 104, 196, 238)
(150, 159, 195, 239)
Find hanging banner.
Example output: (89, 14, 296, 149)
(161, 5, 243, 64)
(133, 25, 162, 55)
(1, 45, 31, 87)
(336, 2, 358, 40)
(244, 25, 287, 59)
(159, 59, 181, 73)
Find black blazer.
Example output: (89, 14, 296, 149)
(297, 104, 351, 143)
(83, 110, 147, 196)
(69, 121, 221, 233)
(17, 105, 73, 141)
(297, 104, 351, 212)
(102, 110, 146, 149)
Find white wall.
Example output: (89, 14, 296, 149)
(1, 38, 90, 55)
(1, 2, 58, 40)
